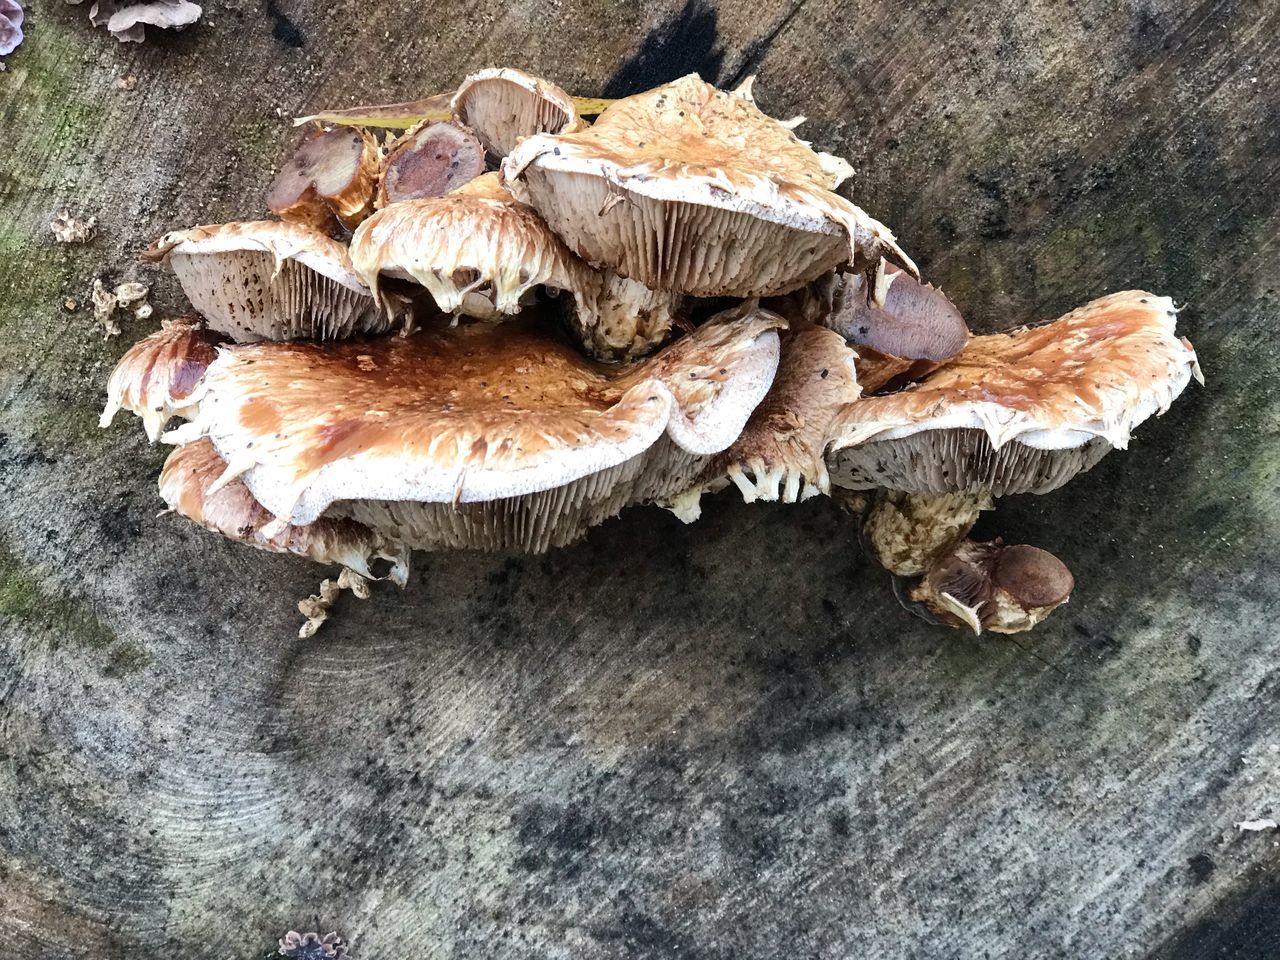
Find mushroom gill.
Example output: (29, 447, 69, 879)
(163, 304, 784, 553)
(452, 68, 584, 160)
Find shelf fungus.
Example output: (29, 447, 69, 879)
(503, 73, 915, 298)
(100, 317, 222, 441)
(108, 68, 1203, 637)
(826, 291, 1202, 496)
(668, 322, 861, 520)
(375, 120, 485, 208)
(162, 305, 783, 554)
(267, 126, 381, 231)
(144, 221, 387, 342)
(349, 179, 680, 360)
(452, 68, 585, 160)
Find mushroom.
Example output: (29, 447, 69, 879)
(826, 290, 1203, 496)
(374, 120, 485, 208)
(348, 179, 681, 360)
(815, 265, 970, 391)
(503, 73, 915, 298)
(451, 68, 584, 160)
(143, 221, 387, 342)
(668, 322, 861, 520)
(74, 0, 202, 43)
(162, 304, 784, 553)
(99, 317, 223, 441)
(266, 127, 381, 231)
(0, 0, 24, 61)
(160, 437, 408, 586)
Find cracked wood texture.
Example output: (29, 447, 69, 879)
(1, 1, 1277, 957)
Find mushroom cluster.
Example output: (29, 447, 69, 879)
(102, 69, 1201, 637)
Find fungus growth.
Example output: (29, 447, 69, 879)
(102, 69, 1201, 637)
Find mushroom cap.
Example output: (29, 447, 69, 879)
(451, 67, 584, 159)
(164, 305, 784, 546)
(144, 220, 386, 342)
(448, 170, 513, 200)
(100, 318, 222, 441)
(101, 0, 201, 43)
(267, 126, 380, 230)
(826, 290, 1203, 495)
(348, 191, 593, 319)
(695, 322, 861, 507)
(160, 438, 407, 583)
(503, 73, 914, 298)
(375, 120, 485, 208)
(0, 0, 25, 57)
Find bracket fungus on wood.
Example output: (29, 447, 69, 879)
(826, 291, 1203, 496)
(100, 317, 222, 441)
(267, 127, 381, 231)
(452, 68, 585, 160)
(144, 221, 386, 342)
(104, 67, 1203, 637)
(503, 74, 916, 298)
(162, 305, 783, 553)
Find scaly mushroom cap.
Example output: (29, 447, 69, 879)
(349, 188, 680, 360)
(912, 540, 1074, 635)
(144, 220, 387, 342)
(452, 67, 584, 159)
(99, 318, 222, 441)
(164, 305, 784, 552)
(674, 323, 861, 517)
(375, 120, 485, 208)
(503, 73, 915, 297)
(160, 438, 408, 583)
(267, 126, 381, 231)
(826, 291, 1203, 495)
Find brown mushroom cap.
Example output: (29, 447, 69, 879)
(375, 120, 485, 208)
(144, 220, 387, 343)
(163, 305, 784, 552)
(451, 67, 584, 160)
(912, 539, 1074, 634)
(100, 317, 222, 441)
(503, 73, 914, 298)
(160, 438, 408, 583)
(826, 290, 1203, 495)
(672, 322, 861, 517)
(348, 187, 680, 360)
(267, 127, 380, 231)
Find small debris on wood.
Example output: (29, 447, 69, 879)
(278, 929, 349, 959)
(116, 73, 138, 91)
(90, 278, 151, 338)
(297, 567, 370, 637)
(66, 0, 201, 43)
(63, 297, 78, 312)
(0, 0, 23, 68)
(1234, 818, 1278, 832)
(51, 209, 97, 244)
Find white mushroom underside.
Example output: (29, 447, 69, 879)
(517, 165, 848, 296)
(171, 250, 387, 342)
(461, 83, 573, 158)
(828, 428, 1113, 496)
(334, 439, 705, 553)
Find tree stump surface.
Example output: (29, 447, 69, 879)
(1, 1, 1277, 957)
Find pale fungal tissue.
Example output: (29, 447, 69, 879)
(100, 69, 1202, 637)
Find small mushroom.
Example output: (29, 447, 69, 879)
(0, 0, 23, 62)
(348, 180, 680, 360)
(163, 305, 784, 553)
(375, 120, 485, 208)
(266, 126, 381, 231)
(669, 322, 861, 519)
(160, 438, 408, 587)
(911, 540, 1075, 635)
(818, 264, 970, 391)
(78, 0, 202, 43)
(451, 67, 585, 160)
(100, 317, 223, 441)
(143, 221, 387, 342)
(503, 73, 915, 298)
(826, 290, 1203, 495)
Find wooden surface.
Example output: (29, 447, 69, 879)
(1, 1, 1278, 957)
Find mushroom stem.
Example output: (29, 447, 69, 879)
(861, 490, 992, 576)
